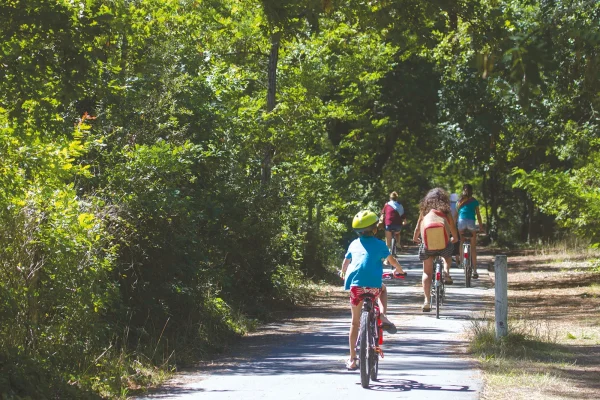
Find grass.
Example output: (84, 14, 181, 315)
(469, 315, 567, 362)
(471, 243, 600, 399)
(468, 317, 582, 400)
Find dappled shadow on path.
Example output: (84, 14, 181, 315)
(194, 324, 475, 377)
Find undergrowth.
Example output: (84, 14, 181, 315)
(468, 314, 569, 362)
(0, 268, 321, 400)
(468, 314, 579, 400)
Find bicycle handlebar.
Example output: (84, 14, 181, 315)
(382, 270, 407, 280)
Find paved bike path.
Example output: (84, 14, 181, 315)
(136, 252, 491, 399)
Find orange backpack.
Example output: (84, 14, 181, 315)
(420, 210, 450, 250)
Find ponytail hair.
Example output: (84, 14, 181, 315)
(457, 184, 473, 208)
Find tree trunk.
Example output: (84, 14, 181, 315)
(482, 171, 490, 235)
(489, 166, 499, 241)
(527, 195, 534, 243)
(120, 33, 128, 79)
(261, 30, 282, 185)
(303, 199, 316, 275)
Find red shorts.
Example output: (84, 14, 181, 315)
(349, 287, 381, 306)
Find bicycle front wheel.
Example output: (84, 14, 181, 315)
(359, 311, 370, 388)
(369, 319, 378, 381)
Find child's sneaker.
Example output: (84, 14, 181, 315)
(379, 314, 397, 334)
(345, 358, 359, 371)
(422, 302, 431, 312)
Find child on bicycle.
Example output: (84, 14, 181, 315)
(380, 191, 407, 254)
(457, 184, 484, 278)
(340, 210, 405, 370)
(412, 188, 458, 312)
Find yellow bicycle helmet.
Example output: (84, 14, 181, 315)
(352, 210, 378, 231)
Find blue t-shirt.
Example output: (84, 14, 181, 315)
(458, 198, 480, 221)
(344, 236, 390, 290)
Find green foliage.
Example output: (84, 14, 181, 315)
(0, 107, 118, 396)
(513, 149, 600, 244)
(1, 0, 599, 397)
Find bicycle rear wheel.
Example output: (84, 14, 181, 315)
(435, 284, 441, 319)
(359, 311, 370, 388)
(464, 255, 471, 288)
(433, 259, 442, 318)
(370, 351, 378, 381)
(391, 236, 397, 257)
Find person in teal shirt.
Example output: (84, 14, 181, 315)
(339, 210, 405, 370)
(457, 184, 484, 278)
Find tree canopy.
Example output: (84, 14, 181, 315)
(0, 0, 598, 397)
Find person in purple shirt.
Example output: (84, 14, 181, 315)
(380, 191, 407, 253)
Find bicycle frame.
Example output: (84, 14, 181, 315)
(387, 229, 401, 257)
(355, 295, 382, 388)
(431, 257, 445, 319)
(461, 230, 474, 288)
(361, 296, 381, 342)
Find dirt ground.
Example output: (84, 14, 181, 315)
(481, 248, 600, 400)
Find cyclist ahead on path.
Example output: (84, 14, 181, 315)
(450, 193, 460, 264)
(450, 193, 459, 221)
(457, 184, 484, 279)
(380, 191, 407, 254)
(412, 189, 458, 312)
(340, 210, 406, 370)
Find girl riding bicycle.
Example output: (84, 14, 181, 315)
(380, 191, 407, 254)
(457, 184, 484, 279)
(340, 210, 405, 370)
(412, 188, 458, 312)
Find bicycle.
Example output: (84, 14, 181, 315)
(356, 271, 406, 388)
(355, 292, 381, 388)
(461, 230, 475, 288)
(430, 256, 445, 319)
(388, 227, 402, 257)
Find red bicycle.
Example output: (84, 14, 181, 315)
(356, 270, 406, 388)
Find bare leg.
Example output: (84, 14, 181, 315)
(422, 257, 433, 304)
(395, 231, 401, 250)
(471, 235, 478, 271)
(378, 284, 388, 315)
(349, 300, 363, 363)
(443, 256, 452, 279)
(385, 230, 392, 250)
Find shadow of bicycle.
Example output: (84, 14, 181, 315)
(363, 378, 474, 393)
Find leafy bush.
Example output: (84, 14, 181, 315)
(0, 111, 119, 396)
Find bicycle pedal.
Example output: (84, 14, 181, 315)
(375, 347, 384, 358)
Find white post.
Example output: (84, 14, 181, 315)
(494, 255, 508, 338)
